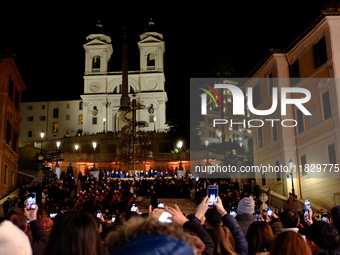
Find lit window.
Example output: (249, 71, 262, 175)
(79, 114, 83, 124)
(52, 123, 59, 133)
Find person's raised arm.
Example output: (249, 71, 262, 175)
(24, 205, 47, 254)
(166, 199, 214, 255)
(214, 196, 248, 255)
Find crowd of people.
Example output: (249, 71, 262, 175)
(0, 170, 340, 255)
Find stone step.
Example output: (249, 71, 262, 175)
(137, 197, 197, 215)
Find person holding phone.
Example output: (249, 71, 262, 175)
(235, 196, 256, 236)
(24, 204, 48, 255)
(27, 192, 37, 210)
(165, 196, 214, 255)
(5, 204, 47, 255)
(203, 196, 248, 255)
(207, 185, 219, 207)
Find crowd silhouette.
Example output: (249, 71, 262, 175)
(0, 170, 339, 255)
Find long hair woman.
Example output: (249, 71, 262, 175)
(270, 231, 312, 255)
(44, 211, 102, 255)
(246, 221, 274, 255)
(204, 208, 237, 255)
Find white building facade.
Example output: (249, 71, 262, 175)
(19, 20, 169, 147)
(249, 10, 340, 208)
(81, 21, 168, 135)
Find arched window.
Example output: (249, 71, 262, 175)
(64, 128, 70, 137)
(92, 55, 101, 71)
(28, 130, 33, 138)
(147, 53, 155, 70)
(113, 85, 122, 94)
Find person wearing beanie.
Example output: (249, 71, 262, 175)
(236, 197, 256, 236)
(0, 219, 32, 255)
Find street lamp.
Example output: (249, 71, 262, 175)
(55, 141, 61, 179)
(177, 141, 183, 170)
(40, 132, 45, 153)
(103, 118, 106, 133)
(205, 139, 209, 166)
(218, 131, 222, 143)
(56, 141, 61, 166)
(74, 144, 79, 161)
(154, 117, 157, 132)
(288, 159, 296, 198)
(92, 142, 97, 170)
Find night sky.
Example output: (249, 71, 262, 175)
(0, 1, 332, 124)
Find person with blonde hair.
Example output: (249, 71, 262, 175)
(269, 231, 312, 255)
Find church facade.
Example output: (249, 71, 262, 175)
(19, 20, 169, 147)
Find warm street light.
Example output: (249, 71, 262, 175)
(205, 139, 209, 166)
(55, 141, 61, 179)
(92, 142, 97, 170)
(56, 141, 61, 166)
(177, 141, 183, 150)
(288, 159, 296, 198)
(74, 144, 79, 162)
(177, 141, 183, 170)
(40, 132, 45, 153)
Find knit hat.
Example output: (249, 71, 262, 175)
(237, 197, 255, 215)
(0, 220, 32, 255)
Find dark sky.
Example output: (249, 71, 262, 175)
(0, 1, 332, 123)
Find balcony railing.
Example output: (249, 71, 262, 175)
(63, 152, 191, 163)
